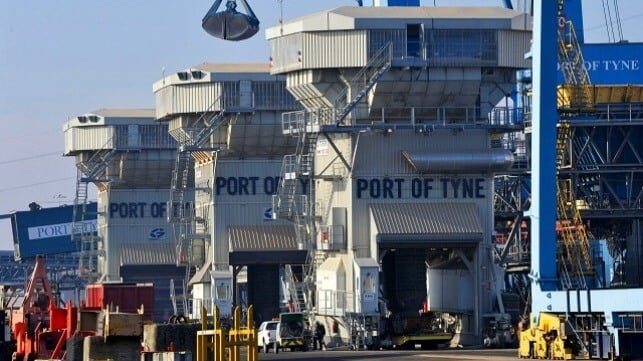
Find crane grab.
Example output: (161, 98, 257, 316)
(202, 0, 260, 41)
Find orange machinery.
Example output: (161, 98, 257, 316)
(10, 257, 77, 361)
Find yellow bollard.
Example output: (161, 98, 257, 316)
(246, 305, 258, 361)
(231, 306, 241, 361)
(214, 306, 225, 361)
(197, 304, 258, 361)
(197, 306, 208, 361)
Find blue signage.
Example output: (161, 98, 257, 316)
(11, 203, 97, 260)
(558, 43, 643, 85)
(355, 177, 486, 199)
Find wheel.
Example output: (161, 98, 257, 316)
(275, 343, 279, 354)
(263, 340, 268, 354)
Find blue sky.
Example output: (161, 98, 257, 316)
(1, 0, 642, 250)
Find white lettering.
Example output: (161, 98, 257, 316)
(28, 220, 98, 240)
(559, 59, 641, 73)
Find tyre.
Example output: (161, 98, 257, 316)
(263, 340, 268, 354)
(275, 343, 279, 354)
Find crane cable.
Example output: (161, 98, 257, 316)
(612, 0, 624, 42)
(601, 0, 616, 42)
(601, 0, 625, 43)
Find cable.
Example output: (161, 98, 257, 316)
(0, 152, 60, 166)
(584, 12, 643, 34)
(601, 0, 614, 42)
(0, 177, 74, 193)
(613, 0, 624, 42)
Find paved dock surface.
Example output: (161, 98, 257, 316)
(258, 348, 518, 360)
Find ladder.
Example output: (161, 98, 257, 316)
(72, 169, 102, 283)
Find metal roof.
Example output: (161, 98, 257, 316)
(194, 63, 270, 73)
(370, 202, 483, 242)
(229, 225, 299, 251)
(266, 6, 530, 38)
(63, 108, 157, 130)
(152, 63, 279, 92)
(91, 108, 156, 118)
(120, 242, 177, 266)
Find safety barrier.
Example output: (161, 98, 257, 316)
(196, 305, 258, 361)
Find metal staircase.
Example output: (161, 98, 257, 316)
(334, 43, 392, 126)
(557, 20, 593, 111)
(170, 278, 189, 318)
(554, 14, 596, 290)
(285, 264, 308, 313)
(273, 43, 392, 327)
(556, 122, 593, 289)
(168, 97, 227, 316)
(72, 140, 121, 283)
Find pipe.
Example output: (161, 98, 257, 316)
(402, 149, 515, 173)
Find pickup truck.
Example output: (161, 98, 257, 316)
(257, 320, 279, 353)
(275, 312, 312, 352)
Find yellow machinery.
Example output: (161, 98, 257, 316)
(197, 305, 258, 361)
(519, 313, 573, 360)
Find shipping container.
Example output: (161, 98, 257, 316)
(85, 283, 154, 320)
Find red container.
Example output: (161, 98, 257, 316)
(85, 283, 154, 320)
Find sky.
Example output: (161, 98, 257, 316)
(1, 0, 643, 251)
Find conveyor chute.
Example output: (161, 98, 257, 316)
(202, 0, 260, 41)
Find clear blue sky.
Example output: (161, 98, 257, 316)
(1, 0, 642, 250)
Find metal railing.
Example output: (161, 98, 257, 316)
(282, 106, 526, 131)
(317, 289, 356, 316)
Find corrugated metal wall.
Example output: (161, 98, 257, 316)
(497, 30, 532, 68)
(349, 130, 494, 255)
(100, 189, 177, 281)
(269, 33, 304, 74)
(120, 264, 186, 322)
(155, 82, 225, 118)
(110, 149, 176, 189)
(302, 31, 368, 69)
(270, 31, 368, 72)
(65, 124, 177, 154)
(314, 135, 353, 226)
(315, 130, 495, 305)
(205, 160, 293, 270)
(64, 126, 114, 153)
(353, 130, 489, 176)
